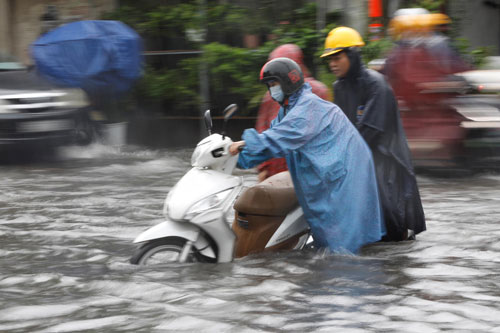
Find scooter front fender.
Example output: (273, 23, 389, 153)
(133, 220, 215, 259)
(191, 209, 236, 263)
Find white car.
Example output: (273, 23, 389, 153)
(0, 53, 92, 159)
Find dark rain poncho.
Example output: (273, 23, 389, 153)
(333, 50, 426, 241)
(237, 84, 386, 254)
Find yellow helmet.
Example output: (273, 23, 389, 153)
(320, 26, 365, 58)
(427, 13, 451, 26)
(389, 15, 418, 39)
(389, 12, 451, 39)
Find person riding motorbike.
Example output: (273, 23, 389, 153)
(385, 12, 471, 107)
(385, 12, 473, 170)
(321, 26, 426, 241)
(255, 44, 331, 182)
(229, 57, 386, 254)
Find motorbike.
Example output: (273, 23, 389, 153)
(371, 53, 500, 172)
(130, 104, 310, 265)
(398, 76, 500, 171)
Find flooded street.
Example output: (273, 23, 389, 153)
(1, 144, 500, 332)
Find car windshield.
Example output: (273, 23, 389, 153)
(0, 52, 26, 71)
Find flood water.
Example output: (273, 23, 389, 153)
(1, 144, 500, 332)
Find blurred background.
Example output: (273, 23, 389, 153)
(0, 0, 499, 169)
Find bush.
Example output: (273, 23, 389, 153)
(454, 38, 493, 68)
(106, 1, 489, 119)
(116, 1, 333, 117)
(362, 37, 394, 63)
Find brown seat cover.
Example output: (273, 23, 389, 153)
(234, 171, 298, 216)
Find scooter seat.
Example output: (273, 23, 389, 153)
(234, 171, 298, 216)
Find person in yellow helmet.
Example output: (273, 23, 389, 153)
(321, 26, 426, 242)
(384, 11, 471, 175)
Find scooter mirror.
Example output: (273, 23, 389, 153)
(204, 110, 213, 135)
(223, 104, 238, 122)
(222, 104, 237, 140)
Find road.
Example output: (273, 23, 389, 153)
(1, 143, 499, 332)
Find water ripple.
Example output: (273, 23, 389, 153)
(1, 147, 500, 332)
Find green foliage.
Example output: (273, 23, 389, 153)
(316, 65, 335, 97)
(406, 0, 446, 12)
(101, 5, 146, 28)
(255, 5, 335, 84)
(138, 4, 199, 38)
(134, 42, 267, 116)
(105, 0, 490, 118)
(454, 38, 493, 68)
(206, 3, 248, 36)
(104, 0, 491, 115)
(470, 47, 493, 68)
(140, 61, 200, 111)
(203, 43, 267, 114)
(362, 37, 394, 63)
(109, 1, 333, 117)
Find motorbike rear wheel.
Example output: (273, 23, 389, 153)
(130, 237, 213, 265)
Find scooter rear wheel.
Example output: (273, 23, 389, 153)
(130, 237, 210, 265)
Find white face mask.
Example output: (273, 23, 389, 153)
(269, 85, 285, 103)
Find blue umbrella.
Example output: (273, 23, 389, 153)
(31, 20, 143, 95)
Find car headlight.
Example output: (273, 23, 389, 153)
(53, 89, 90, 108)
(185, 189, 232, 220)
(0, 99, 16, 114)
(0, 99, 9, 113)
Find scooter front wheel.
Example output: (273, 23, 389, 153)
(130, 237, 208, 265)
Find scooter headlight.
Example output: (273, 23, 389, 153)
(163, 190, 174, 218)
(191, 146, 203, 166)
(185, 189, 232, 220)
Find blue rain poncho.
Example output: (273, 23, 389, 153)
(238, 83, 386, 253)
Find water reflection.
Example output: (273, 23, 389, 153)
(1, 144, 500, 332)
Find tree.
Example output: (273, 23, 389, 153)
(103, 1, 337, 117)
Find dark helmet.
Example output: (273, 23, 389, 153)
(259, 57, 304, 95)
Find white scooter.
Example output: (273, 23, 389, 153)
(130, 104, 310, 265)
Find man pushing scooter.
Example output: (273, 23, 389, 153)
(229, 57, 386, 254)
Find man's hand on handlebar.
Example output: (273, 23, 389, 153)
(229, 141, 245, 156)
